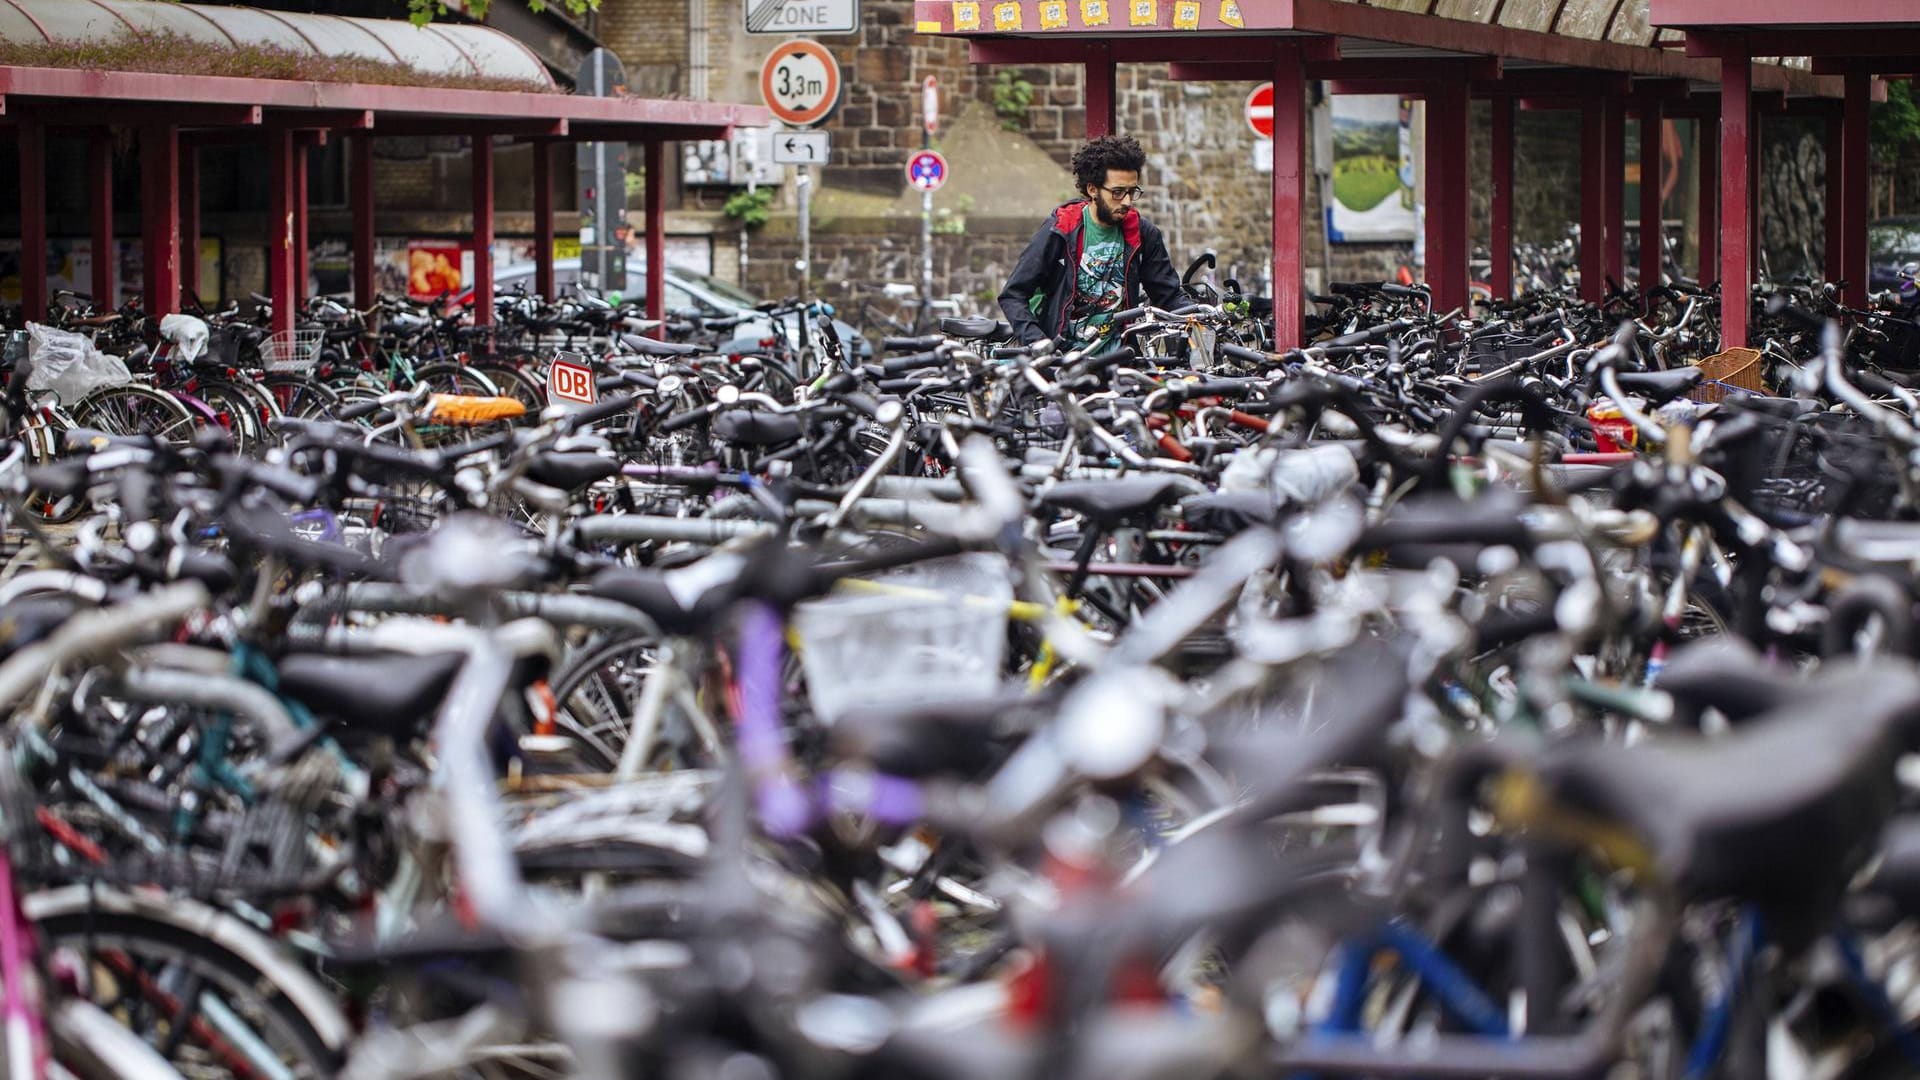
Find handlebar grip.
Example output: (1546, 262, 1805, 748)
(657, 408, 710, 433)
(1173, 378, 1258, 401)
(819, 370, 861, 395)
(1108, 307, 1148, 325)
(838, 392, 897, 420)
(882, 350, 944, 374)
(1524, 312, 1560, 330)
(1854, 369, 1900, 397)
(1325, 321, 1397, 348)
(876, 377, 931, 393)
(562, 393, 641, 429)
(1316, 345, 1364, 359)
(1380, 283, 1420, 298)
(1069, 346, 1136, 374)
(880, 335, 945, 353)
(1219, 343, 1269, 366)
(337, 398, 387, 421)
(240, 460, 320, 504)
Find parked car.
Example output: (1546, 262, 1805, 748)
(1869, 216, 1920, 293)
(462, 259, 869, 358)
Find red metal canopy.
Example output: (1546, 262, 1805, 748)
(915, 0, 1839, 348)
(3, 64, 765, 333)
(1649, 0, 1902, 342)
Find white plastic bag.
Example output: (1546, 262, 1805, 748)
(1219, 443, 1359, 507)
(159, 314, 210, 364)
(25, 323, 131, 405)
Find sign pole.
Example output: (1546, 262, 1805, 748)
(920, 76, 938, 332)
(797, 164, 811, 306)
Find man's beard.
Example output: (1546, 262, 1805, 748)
(1092, 200, 1128, 226)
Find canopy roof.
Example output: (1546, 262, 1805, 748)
(913, 0, 1833, 96)
(0, 0, 556, 87)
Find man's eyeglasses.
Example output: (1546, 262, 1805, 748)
(1096, 185, 1145, 201)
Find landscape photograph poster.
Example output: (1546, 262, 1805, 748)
(1327, 95, 1417, 243)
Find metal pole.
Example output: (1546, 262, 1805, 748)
(921, 188, 933, 332)
(797, 165, 811, 304)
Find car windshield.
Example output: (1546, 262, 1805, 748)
(674, 270, 762, 309)
(1870, 222, 1920, 261)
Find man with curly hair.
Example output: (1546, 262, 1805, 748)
(999, 134, 1184, 347)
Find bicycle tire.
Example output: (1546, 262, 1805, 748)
(260, 374, 342, 422)
(27, 887, 349, 1080)
(70, 384, 198, 451)
(470, 364, 543, 417)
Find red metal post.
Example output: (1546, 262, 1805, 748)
(1639, 102, 1664, 294)
(140, 124, 180, 317)
(180, 144, 200, 305)
(1086, 43, 1117, 139)
(471, 134, 494, 327)
(644, 138, 666, 330)
(1721, 52, 1751, 348)
(1271, 42, 1306, 350)
(1602, 95, 1625, 292)
(1489, 95, 1514, 302)
(350, 132, 375, 312)
(1697, 113, 1716, 285)
(17, 120, 46, 322)
(1843, 71, 1871, 307)
(1580, 98, 1605, 302)
(533, 141, 555, 300)
(1824, 109, 1844, 288)
(267, 127, 295, 335)
(293, 137, 310, 309)
(89, 134, 114, 306)
(1425, 80, 1470, 316)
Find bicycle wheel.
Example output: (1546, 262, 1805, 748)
(548, 633, 693, 774)
(28, 887, 348, 1080)
(70, 385, 197, 451)
(471, 364, 544, 418)
(259, 374, 340, 422)
(190, 379, 276, 456)
(411, 362, 500, 398)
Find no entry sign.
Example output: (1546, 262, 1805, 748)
(1245, 82, 1273, 139)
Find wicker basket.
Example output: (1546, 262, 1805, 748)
(1691, 347, 1768, 403)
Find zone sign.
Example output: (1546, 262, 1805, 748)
(760, 40, 841, 127)
(547, 356, 597, 406)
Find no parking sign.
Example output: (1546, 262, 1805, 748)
(906, 149, 948, 192)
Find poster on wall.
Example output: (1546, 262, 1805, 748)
(1326, 96, 1417, 244)
(407, 241, 472, 301)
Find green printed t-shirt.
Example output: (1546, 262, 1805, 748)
(1066, 216, 1126, 342)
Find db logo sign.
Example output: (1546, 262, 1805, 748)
(548, 356, 597, 406)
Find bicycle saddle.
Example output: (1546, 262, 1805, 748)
(590, 554, 747, 636)
(940, 316, 1011, 341)
(1613, 367, 1703, 404)
(712, 410, 804, 446)
(524, 451, 620, 491)
(276, 651, 466, 735)
(1041, 475, 1204, 526)
(1652, 636, 1802, 727)
(619, 335, 701, 358)
(1532, 663, 1920, 939)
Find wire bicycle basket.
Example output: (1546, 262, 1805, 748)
(260, 329, 325, 374)
(793, 553, 1013, 723)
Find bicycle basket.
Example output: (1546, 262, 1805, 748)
(793, 553, 1012, 723)
(260, 328, 324, 373)
(1690, 347, 1768, 403)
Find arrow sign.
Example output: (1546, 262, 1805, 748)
(772, 129, 831, 164)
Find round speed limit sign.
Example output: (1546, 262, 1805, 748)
(759, 40, 841, 127)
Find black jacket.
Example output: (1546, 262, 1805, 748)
(997, 200, 1185, 346)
